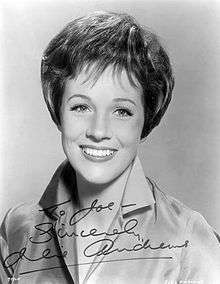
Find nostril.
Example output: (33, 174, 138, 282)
(86, 132, 107, 142)
(86, 125, 112, 141)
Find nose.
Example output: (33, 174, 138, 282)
(86, 113, 112, 141)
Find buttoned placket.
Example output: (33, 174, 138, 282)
(83, 205, 124, 283)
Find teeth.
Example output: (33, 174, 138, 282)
(82, 147, 115, 157)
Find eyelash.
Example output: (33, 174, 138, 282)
(70, 105, 133, 118)
(70, 104, 90, 112)
(114, 108, 133, 118)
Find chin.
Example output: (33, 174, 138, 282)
(83, 176, 112, 185)
(79, 168, 119, 185)
(65, 147, 136, 186)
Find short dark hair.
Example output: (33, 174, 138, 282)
(41, 11, 174, 138)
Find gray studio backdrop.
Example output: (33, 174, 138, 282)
(0, 0, 220, 232)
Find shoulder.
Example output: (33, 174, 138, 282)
(0, 203, 43, 249)
(148, 177, 220, 243)
(148, 178, 199, 229)
(148, 178, 220, 281)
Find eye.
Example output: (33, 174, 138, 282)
(70, 104, 90, 113)
(114, 108, 133, 118)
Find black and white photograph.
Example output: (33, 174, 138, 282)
(0, 0, 220, 283)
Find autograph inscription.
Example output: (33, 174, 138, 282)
(3, 199, 189, 271)
(84, 238, 189, 258)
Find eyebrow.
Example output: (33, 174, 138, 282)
(113, 98, 136, 106)
(68, 94, 137, 106)
(67, 94, 91, 102)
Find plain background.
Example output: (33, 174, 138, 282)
(0, 0, 220, 233)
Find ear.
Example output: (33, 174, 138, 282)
(140, 136, 147, 143)
(57, 123, 62, 132)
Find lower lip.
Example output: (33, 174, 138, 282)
(80, 147, 117, 162)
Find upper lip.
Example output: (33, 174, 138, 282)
(80, 145, 118, 151)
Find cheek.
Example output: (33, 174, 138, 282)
(61, 117, 87, 140)
(114, 117, 144, 147)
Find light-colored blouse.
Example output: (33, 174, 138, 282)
(0, 157, 220, 283)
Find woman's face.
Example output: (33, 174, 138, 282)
(59, 66, 145, 185)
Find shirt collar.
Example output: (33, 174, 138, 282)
(121, 155, 155, 215)
(39, 156, 155, 216)
(39, 161, 77, 216)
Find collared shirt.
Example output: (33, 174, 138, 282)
(0, 156, 220, 284)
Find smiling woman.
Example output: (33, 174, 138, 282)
(0, 11, 220, 284)
(60, 67, 144, 185)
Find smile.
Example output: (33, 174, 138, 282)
(83, 147, 115, 157)
(80, 145, 117, 162)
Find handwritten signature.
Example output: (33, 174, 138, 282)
(3, 199, 189, 270)
(84, 238, 189, 258)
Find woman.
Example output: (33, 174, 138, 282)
(0, 11, 219, 284)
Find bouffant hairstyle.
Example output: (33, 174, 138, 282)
(41, 11, 174, 138)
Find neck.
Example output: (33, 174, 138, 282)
(76, 164, 132, 210)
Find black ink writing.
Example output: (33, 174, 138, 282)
(84, 238, 189, 257)
(3, 247, 67, 269)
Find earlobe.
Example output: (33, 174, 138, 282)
(140, 136, 147, 143)
(57, 123, 62, 132)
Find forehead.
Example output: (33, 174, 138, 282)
(64, 65, 143, 102)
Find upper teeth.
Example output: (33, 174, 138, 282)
(82, 147, 115, 157)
